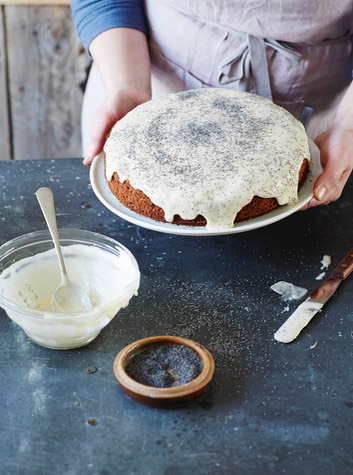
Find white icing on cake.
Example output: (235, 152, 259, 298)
(104, 89, 310, 228)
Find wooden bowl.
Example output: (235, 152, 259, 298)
(113, 335, 215, 408)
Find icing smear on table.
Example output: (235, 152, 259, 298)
(270, 281, 308, 301)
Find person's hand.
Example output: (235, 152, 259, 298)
(83, 27, 151, 165)
(83, 85, 150, 166)
(302, 126, 353, 209)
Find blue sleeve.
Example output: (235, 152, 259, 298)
(71, 0, 148, 53)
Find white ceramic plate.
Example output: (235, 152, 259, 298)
(90, 140, 322, 236)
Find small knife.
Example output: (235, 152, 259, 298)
(274, 247, 353, 343)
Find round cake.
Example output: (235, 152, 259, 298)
(104, 89, 310, 228)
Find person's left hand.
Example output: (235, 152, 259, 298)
(302, 126, 353, 209)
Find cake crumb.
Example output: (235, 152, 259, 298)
(320, 255, 331, 270)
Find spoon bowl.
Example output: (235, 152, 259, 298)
(50, 272, 92, 313)
(35, 187, 92, 313)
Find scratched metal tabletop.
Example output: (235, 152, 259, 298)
(1, 158, 353, 475)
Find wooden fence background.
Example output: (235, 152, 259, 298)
(0, 1, 91, 161)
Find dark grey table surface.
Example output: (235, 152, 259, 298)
(1, 158, 353, 475)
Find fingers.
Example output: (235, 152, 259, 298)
(83, 101, 120, 166)
(313, 130, 329, 149)
(303, 128, 353, 209)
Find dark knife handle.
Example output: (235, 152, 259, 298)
(332, 248, 353, 280)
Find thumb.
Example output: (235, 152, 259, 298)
(83, 103, 120, 166)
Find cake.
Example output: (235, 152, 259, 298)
(103, 89, 310, 228)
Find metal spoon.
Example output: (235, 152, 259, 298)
(35, 187, 92, 313)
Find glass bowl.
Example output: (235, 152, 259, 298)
(0, 229, 140, 350)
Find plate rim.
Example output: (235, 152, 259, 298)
(90, 139, 321, 236)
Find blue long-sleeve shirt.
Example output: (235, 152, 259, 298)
(71, 0, 148, 52)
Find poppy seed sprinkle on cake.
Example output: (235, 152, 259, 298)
(104, 89, 310, 228)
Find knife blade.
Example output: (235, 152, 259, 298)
(274, 247, 353, 343)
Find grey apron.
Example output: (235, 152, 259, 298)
(145, 0, 353, 137)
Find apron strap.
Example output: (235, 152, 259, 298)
(248, 34, 273, 100)
(219, 32, 303, 96)
(218, 32, 315, 124)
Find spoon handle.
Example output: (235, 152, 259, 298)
(35, 187, 67, 276)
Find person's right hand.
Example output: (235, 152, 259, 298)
(84, 27, 151, 165)
(83, 85, 150, 166)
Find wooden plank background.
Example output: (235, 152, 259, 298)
(0, 7, 11, 160)
(0, 3, 90, 160)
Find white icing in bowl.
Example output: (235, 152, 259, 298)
(0, 229, 140, 349)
